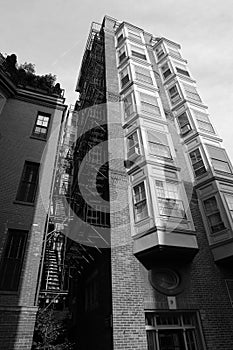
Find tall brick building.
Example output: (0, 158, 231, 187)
(0, 55, 67, 349)
(61, 16, 233, 350)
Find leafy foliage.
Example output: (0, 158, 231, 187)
(32, 308, 75, 350)
(1, 54, 62, 96)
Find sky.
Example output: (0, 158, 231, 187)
(1, 0, 233, 161)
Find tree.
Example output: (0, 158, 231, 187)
(32, 308, 75, 350)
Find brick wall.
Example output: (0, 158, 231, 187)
(0, 89, 66, 349)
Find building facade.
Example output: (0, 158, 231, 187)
(0, 57, 67, 349)
(63, 16, 233, 350)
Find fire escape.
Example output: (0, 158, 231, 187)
(38, 22, 109, 310)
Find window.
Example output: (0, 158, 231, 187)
(145, 312, 205, 350)
(117, 32, 124, 45)
(131, 45, 147, 60)
(140, 93, 161, 117)
(206, 145, 232, 174)
(183, 84, 202, 102)
(203, 196, 225, 233)
(120, 66, 130, 88)
(155, 46, 165, 60)
(168, 47, 181, 58)
(168, 85, 182, 105)
(155, 180, 186, 218)
(32, 112, 50, 139)
(118, 46, 127, 63)
(147, 131, 171, 158)
(177, 112, 192, 135)
(225, 194, 233, 220)
(123, 92, 135, 118)
(16, 161, 39, 203)
(127, 131, 140, 157)
(176, 64, 190, 77)
(189, 149, 207, 177)
(161, 62, 172, 79)
(133, 182, 148, 222)
(128, 30, 143, 42)
(192, 109, 215, 134)
(0, 229, 27, 291)
(134, 65, 153, 84)
(86, 204, 109, 227)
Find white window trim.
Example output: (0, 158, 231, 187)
(129, 43, 148, 61)
(132, 180, 149, 223)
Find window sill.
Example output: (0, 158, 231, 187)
(13, 200, 35, 207)
(30, 135, 47, 142)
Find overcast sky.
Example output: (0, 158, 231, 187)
(1, 0, 233, 161)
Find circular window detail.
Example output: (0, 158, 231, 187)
(149, 268, 182, 295)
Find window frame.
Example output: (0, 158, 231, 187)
(32, 111, 51, 140)
(127, 28, 143, 43)
(117, 44, 127, 64)
(127, 130, 141, 158)
(160, 62, 172, 80)
(205, 144, 232, 175)
(189, 148, 207, 178)
(130, 44, 147, 61)
(132, 181, 149, 223)
(225, 194, 233, 221)
(177, 111, 192, 135)
(119, 65, 131, 88)
(123, 91, 136, 120)
(182, 83, 202, 103)
(0, 229, 28, 292)
(16, 161, 40, 203)
(155, 179, 186, 219)
(168, 85, 182, 105)
(133, 64, 154, 85)
(145, 311, 206, 350)
(155, 45, 165, 61)
(139, 92, 161, 118)
(147, 130, 172, 159)
(191, 109, 215, 134)
(203, 196, 226, 234)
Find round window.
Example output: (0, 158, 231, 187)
(149, 268, 182, 295)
